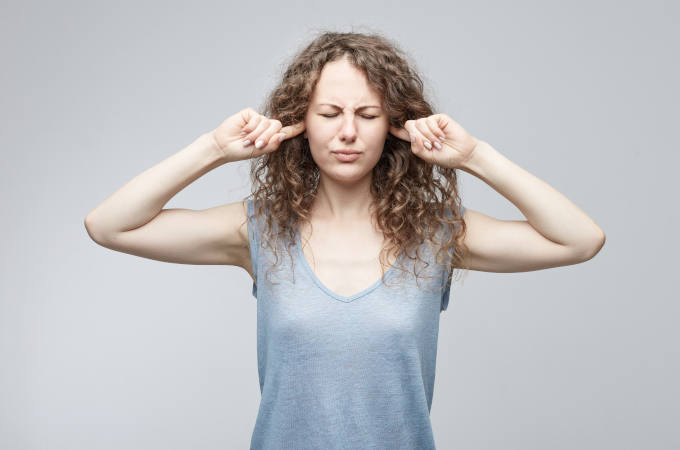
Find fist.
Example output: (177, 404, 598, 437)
(210, 107, 305, 162)
(389, 113, 478, 169)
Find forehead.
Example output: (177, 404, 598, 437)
(311, 58, 381, 106)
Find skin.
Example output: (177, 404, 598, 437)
(302, 56, 390, 221)
(298, 57, 403, 295)
(84, 55, 605, 294)
(238, 55, 605, 286)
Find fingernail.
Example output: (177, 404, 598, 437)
(240, 131, 247, 136)
(255, 139, 264, 149)
(424, 140, 432, 150)
(242, 139, 251, 146)
(277, 135, 284, 143)
(433, 141, 442, 149)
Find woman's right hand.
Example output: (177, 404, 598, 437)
(209, 107, 305, 163)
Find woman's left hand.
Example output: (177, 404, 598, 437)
(389, 114, 479, 169)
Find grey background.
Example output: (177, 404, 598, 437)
(1, 1, 677, 449)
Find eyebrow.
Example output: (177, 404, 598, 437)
(318, 103, 382, 110)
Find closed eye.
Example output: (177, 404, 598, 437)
(320, 114, 377, 119)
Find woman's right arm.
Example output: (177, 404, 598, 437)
(83, 107, 298, 271)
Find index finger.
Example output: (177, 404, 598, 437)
(277, 121, 306, 142)
(389, 125, 411, 142)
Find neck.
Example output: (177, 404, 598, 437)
(312, 172, 374, 222)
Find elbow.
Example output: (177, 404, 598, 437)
(84, 215, 99, 242)
(579, 229, 606, 261)
(84, 215, 109, 245)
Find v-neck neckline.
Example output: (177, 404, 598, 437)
(295, 226, 401, 303)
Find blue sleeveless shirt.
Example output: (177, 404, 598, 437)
(246, 199, 465, 449)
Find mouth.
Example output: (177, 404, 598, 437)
(331, 150, 361, 162)
(331, 150, 362, 155)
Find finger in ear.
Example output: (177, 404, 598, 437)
(389, 125, 408, 142)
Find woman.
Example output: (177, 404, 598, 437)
(85, 31, 605, 449)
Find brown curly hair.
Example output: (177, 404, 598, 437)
(247, 29, 469, 294)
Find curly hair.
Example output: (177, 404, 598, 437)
(247, 29, 469, 294)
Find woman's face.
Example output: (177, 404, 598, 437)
(304, 57, 390, 184)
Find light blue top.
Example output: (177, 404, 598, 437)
(246, 199, 465, 449)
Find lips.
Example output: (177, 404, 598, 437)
(332, 151, 361, 162)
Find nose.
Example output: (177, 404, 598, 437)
(339, 114, 357, 142)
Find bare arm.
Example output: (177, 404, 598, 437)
(85, 132, 224, 237)
(84, 107, 304, 273)
(458, 140, 606, 272)
(391, 113, 605, 273)
(83, 133, 254, 270)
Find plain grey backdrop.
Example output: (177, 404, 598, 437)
(2, 0, 677, 449)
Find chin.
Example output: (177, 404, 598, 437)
(323, 166, 373, 184)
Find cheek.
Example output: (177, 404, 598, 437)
(305, 119, 324, 140)
(368, 128, 389, 149)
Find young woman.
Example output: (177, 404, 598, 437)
(85, 31, 605, 449)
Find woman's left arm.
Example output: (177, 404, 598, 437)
(460, 139, 605, 269)
(391, 114, 606, 273)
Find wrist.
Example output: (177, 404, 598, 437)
(459, 139, 495, 178)
(200, 131, 232, 165)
